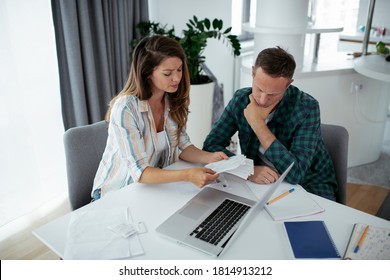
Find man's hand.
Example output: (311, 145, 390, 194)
(244, 94, 275, 132)
(244, 94, 277, 151)
(248, 166, 280, 184)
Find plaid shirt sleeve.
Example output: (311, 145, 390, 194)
(203, 88, 251, 156)
(264, 87, 337, 199)
(265, 97, 321, 184)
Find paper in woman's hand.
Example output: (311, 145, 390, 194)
(205, 155, 254, 179)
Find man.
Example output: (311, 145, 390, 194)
(203, 46, 337, 200)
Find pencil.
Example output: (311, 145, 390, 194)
(266, 188, 295, 205)
(354, 225, 369, 253)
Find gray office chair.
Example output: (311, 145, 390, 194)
(63, 121, 108, 210)
(321, 123, 349, 205)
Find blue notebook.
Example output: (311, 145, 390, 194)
(284, 221, 341, 259)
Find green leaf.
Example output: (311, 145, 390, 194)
(204, 18, 211, 30)
(216, 19, 223, 30)
(224, 27, 232, 34)
(212, 19, 218, 29)
(198, 22, 204, 32)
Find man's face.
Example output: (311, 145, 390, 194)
(251, 66, 292, 108)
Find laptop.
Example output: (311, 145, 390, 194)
(156, 162, 294, 257)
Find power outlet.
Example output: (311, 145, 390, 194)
(350, 81, 364, 93)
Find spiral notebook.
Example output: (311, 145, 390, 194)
(284, 220, 341, 259)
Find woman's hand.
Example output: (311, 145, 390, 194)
(206, 151, 229, 163)
(248, 166, 279, 184)
(186, 167, 219, 188)
(179, 145, 228, 164)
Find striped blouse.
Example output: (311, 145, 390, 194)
(92, 95, 192, 197)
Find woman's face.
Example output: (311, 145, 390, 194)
(149, 57, 183, 95)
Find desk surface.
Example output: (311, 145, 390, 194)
(33, 161, 390, 260)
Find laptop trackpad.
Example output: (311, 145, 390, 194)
(179, 202, 210, 220)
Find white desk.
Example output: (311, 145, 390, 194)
(33, 161, 390, 259)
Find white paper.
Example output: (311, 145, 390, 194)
(64, 207, 144, 259)
(107, 223, 138, 238)
(264, 184, 325, 221)
(205, 155, 254, 179)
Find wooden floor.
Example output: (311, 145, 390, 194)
(0, 183, 389, 260)
(346, 183, 389, 216)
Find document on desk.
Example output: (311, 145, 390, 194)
(64, 207, 144, 260)
(343, 223, 390, 260)
(264, 184, 325, 221)
(205, 155, 254, 179)
(245, 182, 324, 221)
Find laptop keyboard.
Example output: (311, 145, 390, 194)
(189, 199, 250, 245)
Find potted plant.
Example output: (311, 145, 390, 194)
(132, 15, 241, 84)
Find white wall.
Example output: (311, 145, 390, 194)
(148, 0, 237, 104)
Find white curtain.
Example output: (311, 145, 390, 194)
(0, 0, 67, 236)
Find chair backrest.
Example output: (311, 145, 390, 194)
(63, 121, 108, 210)
(321, 123, 349, 205)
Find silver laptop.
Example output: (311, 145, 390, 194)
(156, 162, 294, 257)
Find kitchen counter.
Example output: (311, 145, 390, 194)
(339, 33, 390, 45)
(241, 51, 356, 78)
(353, 54, 390, 82)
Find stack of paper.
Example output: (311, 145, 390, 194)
(205, 155, 254, 179)
(264, 184, 325, 220)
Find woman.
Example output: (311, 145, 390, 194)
(92, 35, 227, 200)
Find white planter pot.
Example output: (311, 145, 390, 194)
(186, 81, 215, 148)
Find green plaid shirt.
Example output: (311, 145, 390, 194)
(203, 86, 337, 199)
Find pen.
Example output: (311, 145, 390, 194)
(354, 225, 369, 253)
(266, 188, 295, 205)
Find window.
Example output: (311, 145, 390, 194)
(309, 0, 360, 54)
(232, 0, 360, 49)
(231, 0, 256, 41)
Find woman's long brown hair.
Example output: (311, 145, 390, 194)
(106, 35, 190, 136)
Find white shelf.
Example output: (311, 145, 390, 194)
(242, 22, 343, 35)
